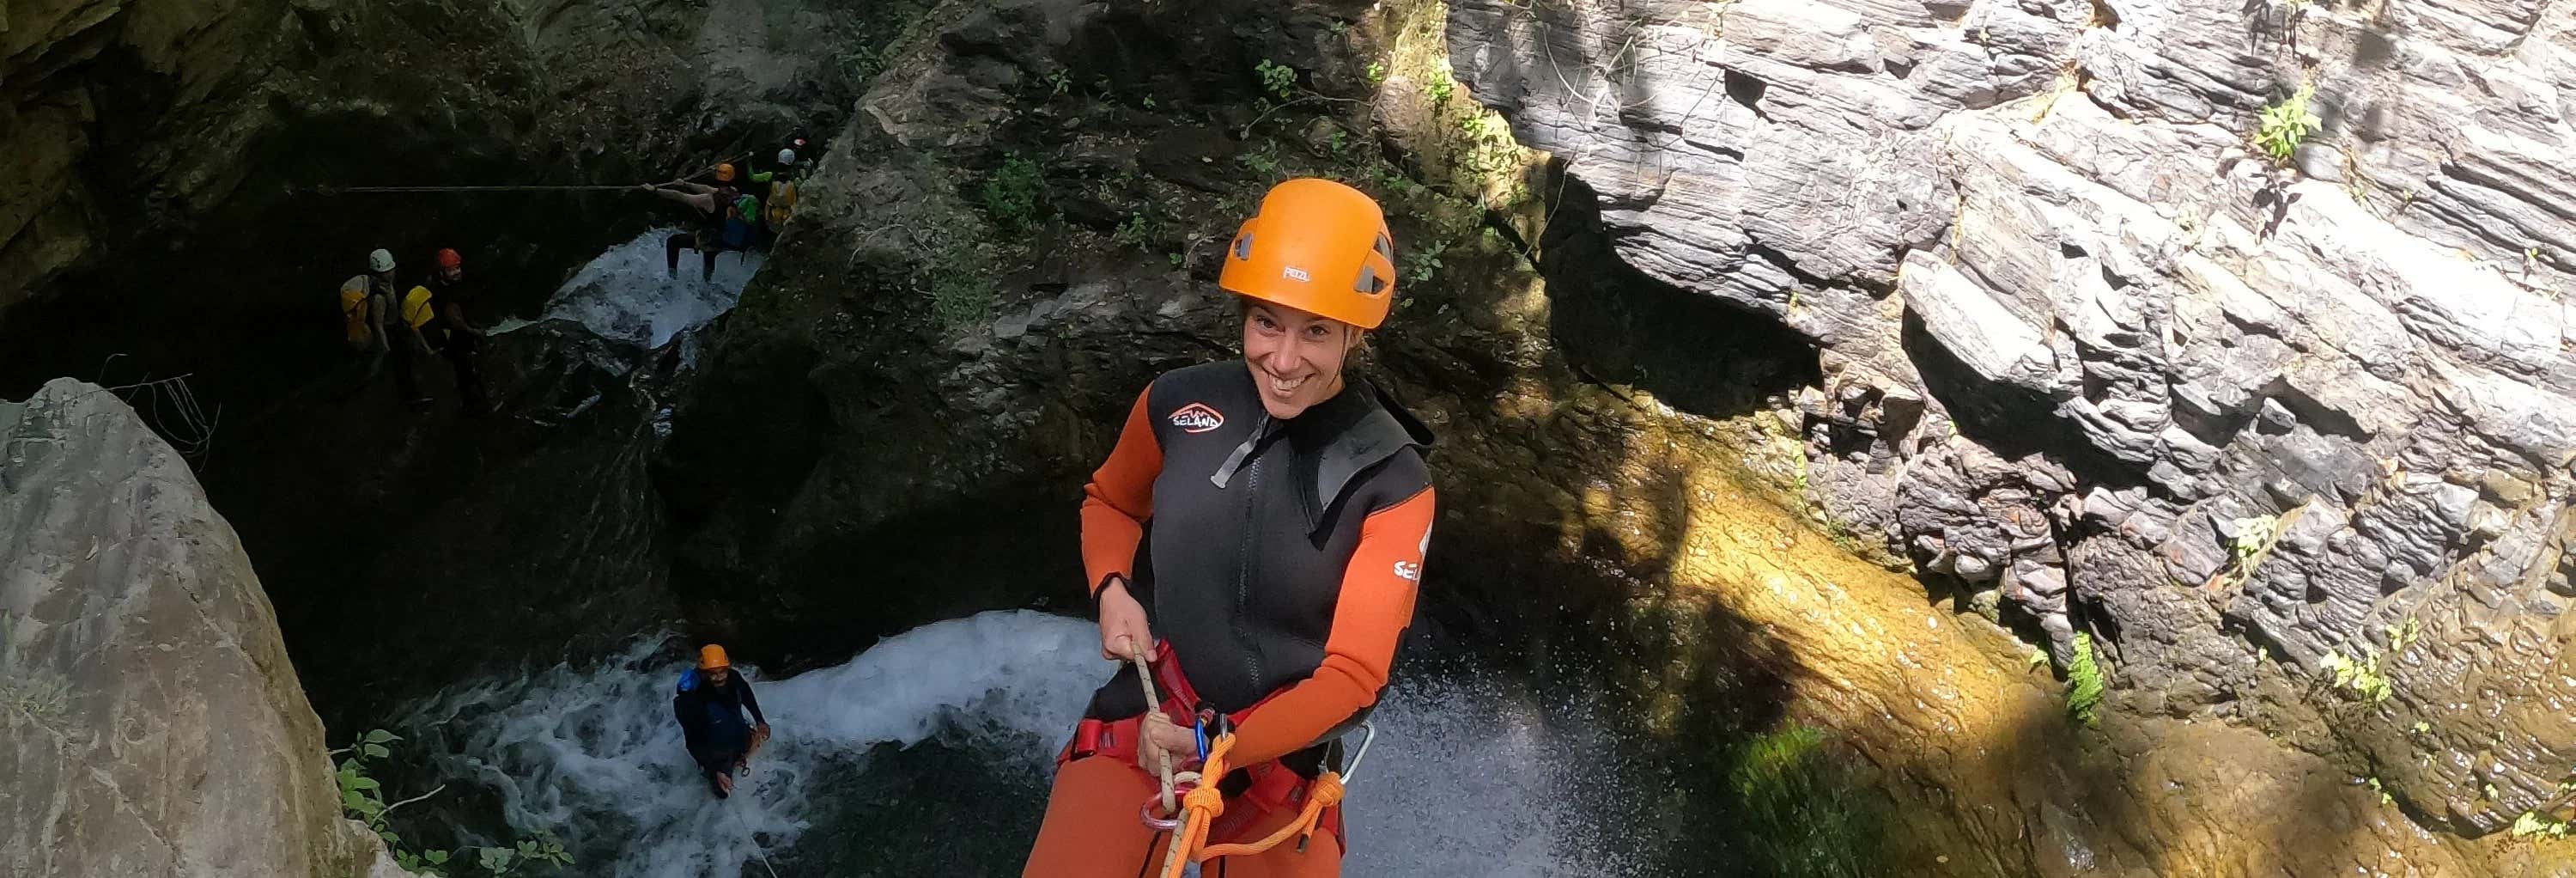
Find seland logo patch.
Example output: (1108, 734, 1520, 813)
(1170, 402, 1225, 434)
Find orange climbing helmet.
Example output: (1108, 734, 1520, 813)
(714, 163, 737, 182)
(698, 644, 730, 669)
(1217, 178, 1397, 330)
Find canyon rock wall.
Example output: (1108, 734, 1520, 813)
(1449, 0, 2576, 833)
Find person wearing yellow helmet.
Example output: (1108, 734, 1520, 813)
(672, 643, 770, 798)
(1022, 179, 1436, 877)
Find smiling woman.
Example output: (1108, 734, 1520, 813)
(1024, 178, 1438, 878)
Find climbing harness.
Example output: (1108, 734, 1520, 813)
(1153, 721, 1367, 878)
(1067, 640, 1366, 876)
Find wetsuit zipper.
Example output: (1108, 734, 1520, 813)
(1236, 430, 1267, 701)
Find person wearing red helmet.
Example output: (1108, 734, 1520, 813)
(1022, 179, 1436, 877)
(420, 247, 492, 413)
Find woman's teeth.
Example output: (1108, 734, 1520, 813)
(1269, 375, 1307, 394)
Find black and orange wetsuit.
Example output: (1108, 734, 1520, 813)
(1024, 361, 1437, 878)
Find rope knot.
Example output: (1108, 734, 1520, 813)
(1181, 781, 1227, 815)
(1306, 771, 1345, 808)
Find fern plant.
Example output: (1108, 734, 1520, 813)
(2066, 633, 2105, 728)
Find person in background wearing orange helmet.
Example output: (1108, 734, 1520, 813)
(672, 643, 771, 799)
(641, 162, 748, 282)
(420, 247, 492, 414)
(1022, 178, 1437, 877)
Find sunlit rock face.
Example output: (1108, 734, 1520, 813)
(1451, 0, 2576, 840)
(1, 379, 416, 878)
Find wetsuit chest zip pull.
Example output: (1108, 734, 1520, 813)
(1208, 412, 1277, 489)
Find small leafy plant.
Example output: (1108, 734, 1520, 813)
(2256, 84, 2322, 164)
(1112, 211, 1157, 252)
(1405, 237, 1449, 284)
(2385, 617, 2422, 652)
(1255, 59, 1297, 101)
(2319, 648, 2394, 703)
(2513, 811, 2573, 839)
(1365, 62, 1388, 86)
(2229, 515, 2280, 570)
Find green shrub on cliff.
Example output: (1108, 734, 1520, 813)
(979, 155, 1046, 229)
(1721, 723, 1885, 878)
(2066, 633, 2105, 727)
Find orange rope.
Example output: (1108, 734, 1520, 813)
(1152, 734, 1347, 876)
(1194, 771, 1343, 860)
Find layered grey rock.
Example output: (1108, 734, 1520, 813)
(1453, 0, 2576, 835)
(1, 378, 412, 877)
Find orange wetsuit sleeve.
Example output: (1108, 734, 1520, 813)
(1080, 387, 1163, 594)
(1225, 485, 1437, 766)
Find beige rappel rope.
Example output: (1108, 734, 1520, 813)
(1129, 644, 1178, 817)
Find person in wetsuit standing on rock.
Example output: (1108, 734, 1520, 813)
(419, 247, 492, 414)
(642, 163, 750, 283)
(673, 644, 770, 798)
(1022, 178, 1437, 877)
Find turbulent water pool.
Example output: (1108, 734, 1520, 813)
(490, 228, 764, 351)
(396, 611, 1669, 877)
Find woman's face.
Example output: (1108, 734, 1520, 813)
(1242, 301, 1356, 420)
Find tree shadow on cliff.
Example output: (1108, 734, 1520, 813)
(1370, 217, 1891, 874)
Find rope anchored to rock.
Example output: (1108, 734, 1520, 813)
(301, 184, 647, 194)
(299, 150, 762, 197)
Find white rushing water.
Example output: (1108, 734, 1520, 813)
(491, 227, 762, 350)
(402, 610, 1653, 877)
